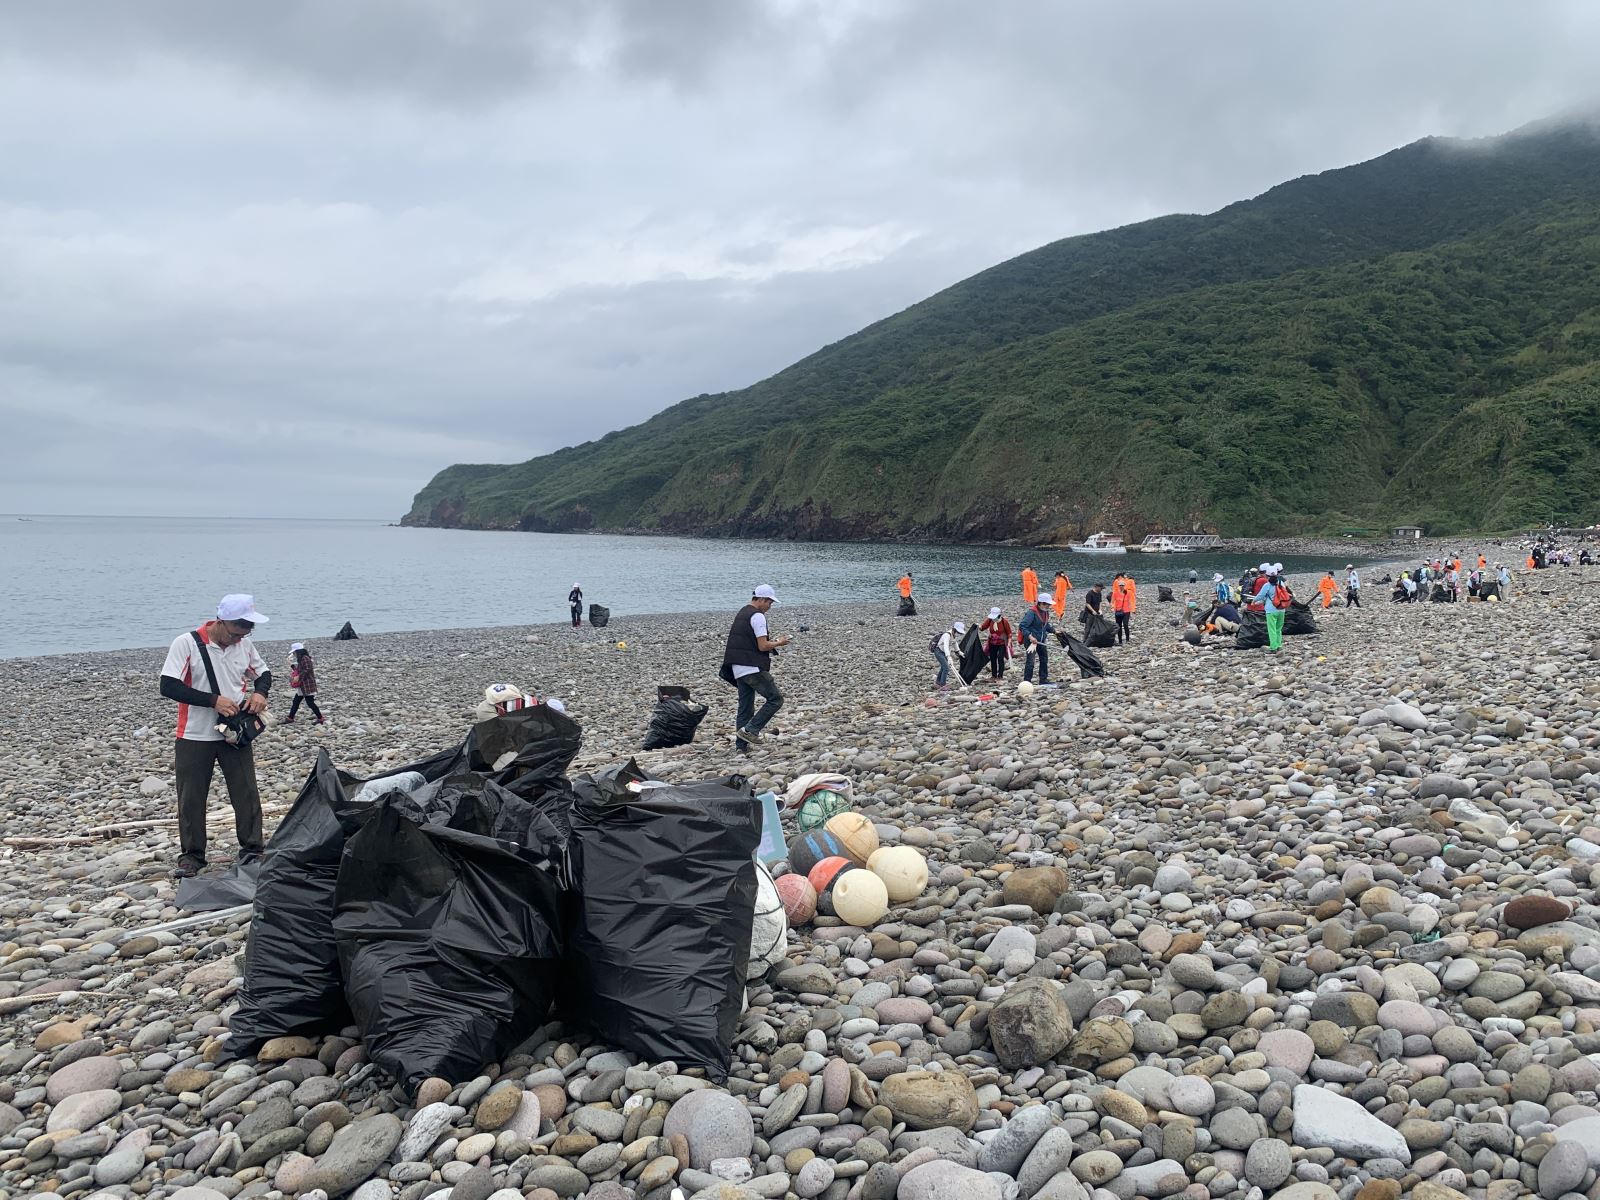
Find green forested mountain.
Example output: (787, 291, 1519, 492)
(406, 121, 1600, 540)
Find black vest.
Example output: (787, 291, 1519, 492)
(721, 604, 770, 680)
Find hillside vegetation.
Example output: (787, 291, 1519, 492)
(406, 122, 1600, 540)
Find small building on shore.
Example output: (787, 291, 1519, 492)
(1393, 525, 1424, 540)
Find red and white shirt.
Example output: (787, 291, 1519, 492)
(161, 624, 266, 742)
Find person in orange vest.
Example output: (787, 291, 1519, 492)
(898, 573, 913, 600)
(1111, 571, 1136, 643)
(1052, 570, 1071, 614)
(1477, 554, 1486, 572)
(1317, 571, 1338, 609)
(1021, 566, 1040, 606)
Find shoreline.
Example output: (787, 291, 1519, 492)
(0, 550, 1459, 665)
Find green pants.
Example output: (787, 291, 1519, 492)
(1266, 610, 1285, 651)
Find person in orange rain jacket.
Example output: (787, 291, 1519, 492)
(1526, 553, 1537, 570)
(1477, 554, 1486, 571)
(1111, 571, 1136, 643)
(1052, 570, 1071, 614)
(898, 573, 913, 600)
(1021, 566, 1040, 605)
(1318, 571, 1338, 609)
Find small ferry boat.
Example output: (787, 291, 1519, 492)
(1068, 532, 1127, 555)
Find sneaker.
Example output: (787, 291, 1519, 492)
(314, 716, 326, 725)
(736, 726, 762, 744)
(282, 716, 295, 724)
(174, 855, 205, 878)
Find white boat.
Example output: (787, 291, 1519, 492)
(1068, 532, 1127, 554)
(1148, 536, 1192, 554)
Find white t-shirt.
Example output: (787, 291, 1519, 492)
(162, 625, 267, 741)
(732, 611, 768, 680)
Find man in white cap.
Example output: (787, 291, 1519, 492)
(932, 620, 967, 690)
(159, 594, 272, 876)
(1018, 594, 1057, 684)
(1345, 563, 1361, 608)
(719, 584, 791, 750)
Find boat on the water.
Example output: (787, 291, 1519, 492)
(1142, 536, 1192, 554)
(1068, 532, 1127, 554)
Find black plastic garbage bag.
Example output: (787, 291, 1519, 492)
(564, 768, 761, 1079)
(1055, 631, 1106, 677)
(228, 741, 469, 1056)
(957, 626, 987, 685)
(642, 698, 709, 750)
(1157, 586, 1175, 602)
(335, 622, 359, 640)
(333, 793, 567, 1090)
(897, 595, 917, 617)
(1430, 585, 1449, 603)
(1235, 610, 1270, 650)
(1083, 611, 1117, 648)
(471, 705, 584, 798)
(1480, 581, 1501, 600)
(1284, 602, 1318, 636)
(589, 603, 610, 628)
(176, 859, 262, 912)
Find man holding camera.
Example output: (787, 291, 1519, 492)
(159, 594, 273, 877)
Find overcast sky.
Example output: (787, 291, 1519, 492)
(2, 1, 1597, 520)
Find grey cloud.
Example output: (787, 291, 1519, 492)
(1, 1, 1598, 519)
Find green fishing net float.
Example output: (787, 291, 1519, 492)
(796, 789, 850, 832)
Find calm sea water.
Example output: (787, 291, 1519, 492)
(1, 515, 1364, 658)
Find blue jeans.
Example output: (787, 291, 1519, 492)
(736, 670, 784, 735)
(932, 647, 949, 686)
(1024, 645, 1049, 684)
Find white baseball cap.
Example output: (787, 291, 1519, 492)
(217, 594, 268, 624)
(988, 606, 1002, 619)
(1258, 562, 1271, 572)
(953, 621, 966, 634)
(752, 584, 780, 604)
(290, 642, 305, 652)
(1037, 596, 1053, 606)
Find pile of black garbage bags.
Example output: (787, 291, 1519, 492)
(226, 705, 761, 1087)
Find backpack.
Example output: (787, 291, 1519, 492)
(1273, 584, 1292, 609)
(928, 631, 944, 654)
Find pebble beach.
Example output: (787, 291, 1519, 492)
(3, 562, 1599, 1200)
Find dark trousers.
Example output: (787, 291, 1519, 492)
(1346, 588, 1361, 608)
(174, 737, 264, 862)
(1115, 611, 1131, 642)
(570, 604, 582, 627)
(288, 693, 323, 720)
(735, 671, 784, 736)
(1024, 645, 1049, 684)
(988, 644, 1007, 678)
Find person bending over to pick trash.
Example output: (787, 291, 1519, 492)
(931, 621, 965, 690)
